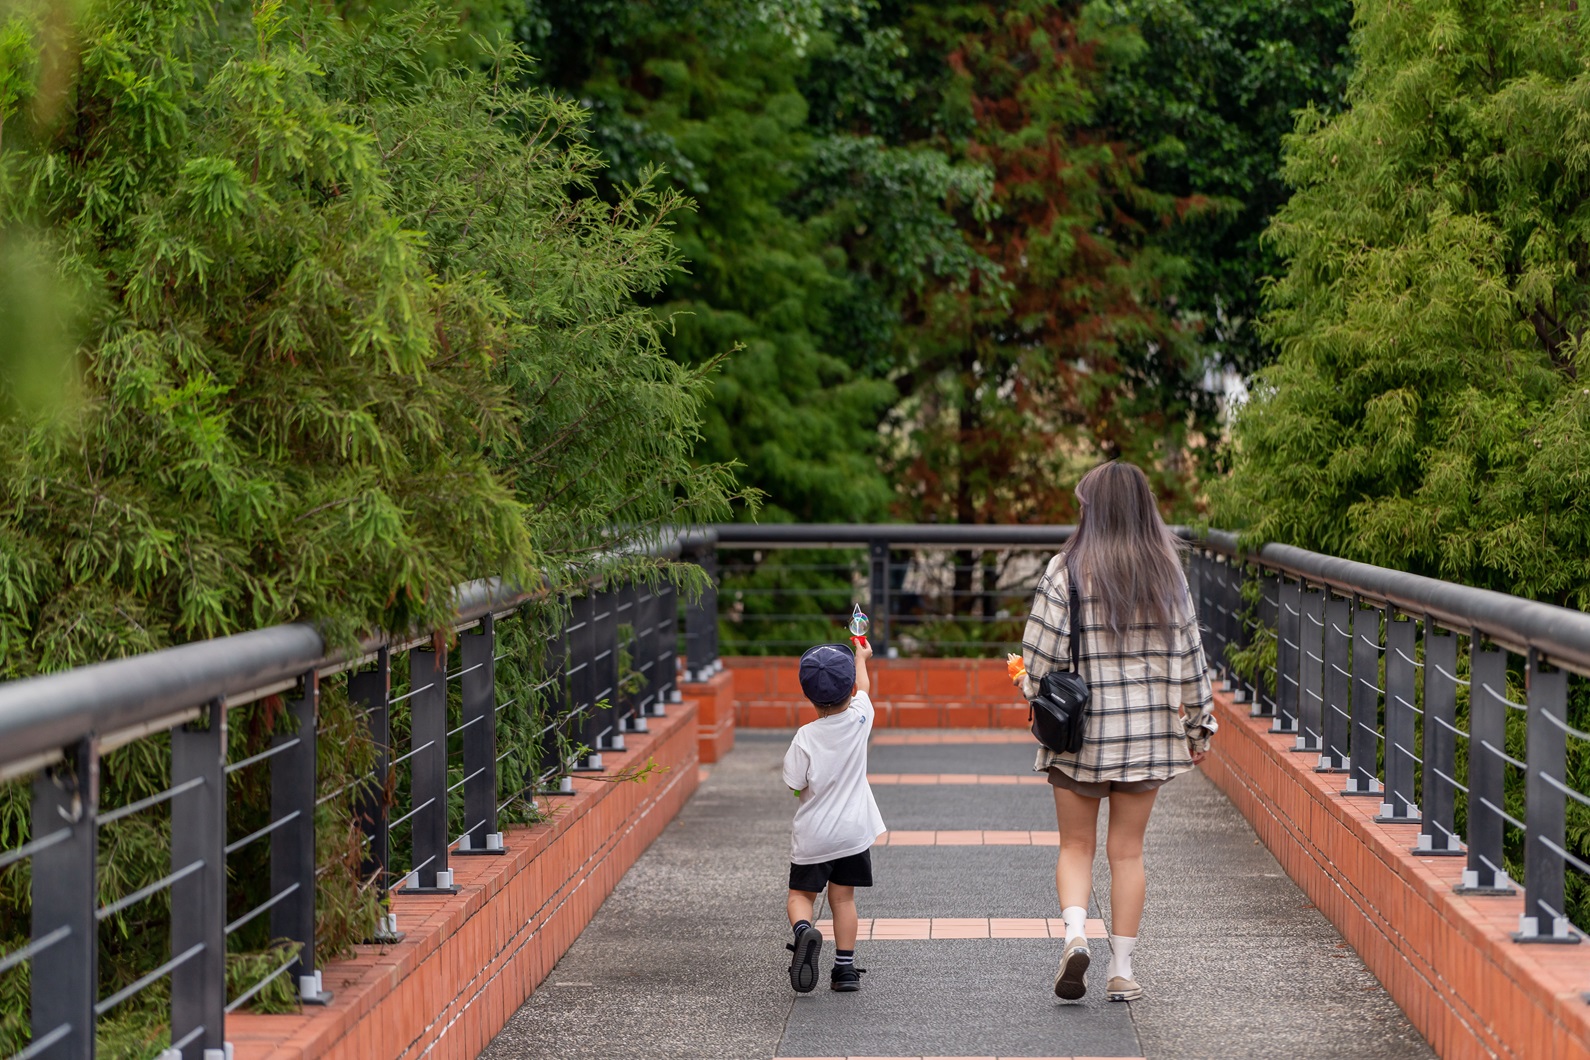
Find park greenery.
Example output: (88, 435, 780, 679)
(5, 0, 1590, 1049)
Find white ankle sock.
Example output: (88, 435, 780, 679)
(1107, 934, 1136, 980)
(1061, 906, 1088, 943)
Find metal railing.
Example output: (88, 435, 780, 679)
(1189, 531, 1590, 950)
(7, 520, 1590, 1060)
(0, 567, 680, 1059)
(694, 524, 1074, 660)
(688, 523, 1590, 960)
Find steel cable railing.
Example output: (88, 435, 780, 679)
(1187, 534, 1590, 954)
(0, 552, 685, 1059)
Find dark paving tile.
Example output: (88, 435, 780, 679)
(873, 784, 1057, 832)
(776, 938, 1138, 1058)
(868, 741, 1040, 776)
(485, 724, 1433, 1060)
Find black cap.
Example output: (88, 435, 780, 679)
(799, 644, 856, 707)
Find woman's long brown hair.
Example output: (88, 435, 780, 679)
(1059, 461, 1189, 635)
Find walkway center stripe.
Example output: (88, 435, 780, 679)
(868, 774, 1047, 786)
(875, 830, 1060, 846)
(809, 917, 1109, 940)
(871, 732, 1034, 746)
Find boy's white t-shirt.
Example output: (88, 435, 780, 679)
(782, 691, 887, 864)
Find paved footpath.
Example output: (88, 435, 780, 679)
(483, 731, 1436, 1060)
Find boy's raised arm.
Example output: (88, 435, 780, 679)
(853, 640, 872, 696)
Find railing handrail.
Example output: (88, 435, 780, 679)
(708, 521, 1590, 674)
(1197, 530, 1590, 674)
(710, 522, 1080, 548)
(0, 579, 534, 779)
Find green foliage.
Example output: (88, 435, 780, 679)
(1215, 0, 1590, 605)
(889, 1, 1210, 527)
(521, 0, 897, 522)
(0, 0, 737, 1049)
(1092, 0, 1354, 373)
(1214, 0, 1590, 924)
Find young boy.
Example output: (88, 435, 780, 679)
(783, 639, 886, 994)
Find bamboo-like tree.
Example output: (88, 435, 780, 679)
(0, 1, 740, 1050)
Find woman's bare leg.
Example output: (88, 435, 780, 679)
(1052, 786, 1102, 911)
(1103, 787, 1159, 937)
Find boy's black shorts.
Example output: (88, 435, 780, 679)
(789, 849, 873, 892)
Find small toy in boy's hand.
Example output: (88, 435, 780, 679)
(1006, 652, 1027, 684)
(848, 604, 870, 650)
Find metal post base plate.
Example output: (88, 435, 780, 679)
(1410, 845, 1465, 857)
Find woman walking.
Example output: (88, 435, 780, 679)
(1015, 461, 1216, 1003)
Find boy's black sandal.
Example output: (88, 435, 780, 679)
(787, 924, 824, 993)
(830, 964, 866, 992)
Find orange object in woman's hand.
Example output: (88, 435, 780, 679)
(1006, 652, 1027, 683)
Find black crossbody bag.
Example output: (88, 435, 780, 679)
(1029, 563, 1089, 754)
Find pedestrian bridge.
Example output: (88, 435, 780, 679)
(0, 525, 1586, 1060)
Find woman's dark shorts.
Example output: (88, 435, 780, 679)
(789, 849, 873, 892)
(1046, 767, 1166, 799)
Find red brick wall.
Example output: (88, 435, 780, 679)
(728, 655, 1027, 729)
(1202, 689, 1590, 1060)
(681, 669, 736, 763)
(227, 700, 700, 1060)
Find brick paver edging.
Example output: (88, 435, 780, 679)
(728, 656, 1028, 729)
(1202, 689, 1590, 1060)
(225, 700, 700, 1060)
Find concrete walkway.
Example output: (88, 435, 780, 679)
(483, 731, 1435, 1059)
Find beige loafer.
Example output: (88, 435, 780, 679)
(1106, 974, 1142, 1001)
(1053, 936, 1090, 999)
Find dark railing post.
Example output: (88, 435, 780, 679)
(684, 549, 719, 681)
(30, 735, 98, 1060)
(630, 585, 656, 732)
(1296, 585, 1325, 754)
(458, 615, 504, 855)
(1319, 594, 1352, 772)
(1460, 639, 1514, 893)
(868, 537, 890, 657)
(1215, 557, 1236, 691)
(170, 702, 227, 1058)
(1252, 570, 1279, 718)
(1274, 578, 1301, 736)
(1415, 627, 1464, 854)
(1519, 650, 1576, 942)
(404, 643, 457, 893)
(539, 602, 574, 795)
(1378, 617, 1420, 823)
(613, 584, 639, 741)
(351, 649, 401, 938)
(568, 593, 602, 770)
(592, 588, 621, 752)
(1345, 601, 1384, 797)
(1229, 560, 1255, 704)
(270, 672, 331, 1004)
(1188, 549, 1208, 658)
(657, 580, 679, 711)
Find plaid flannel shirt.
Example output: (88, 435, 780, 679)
(1020, 553, 1217, 784)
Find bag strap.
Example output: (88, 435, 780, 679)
(1065, 557, 1082, 673)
